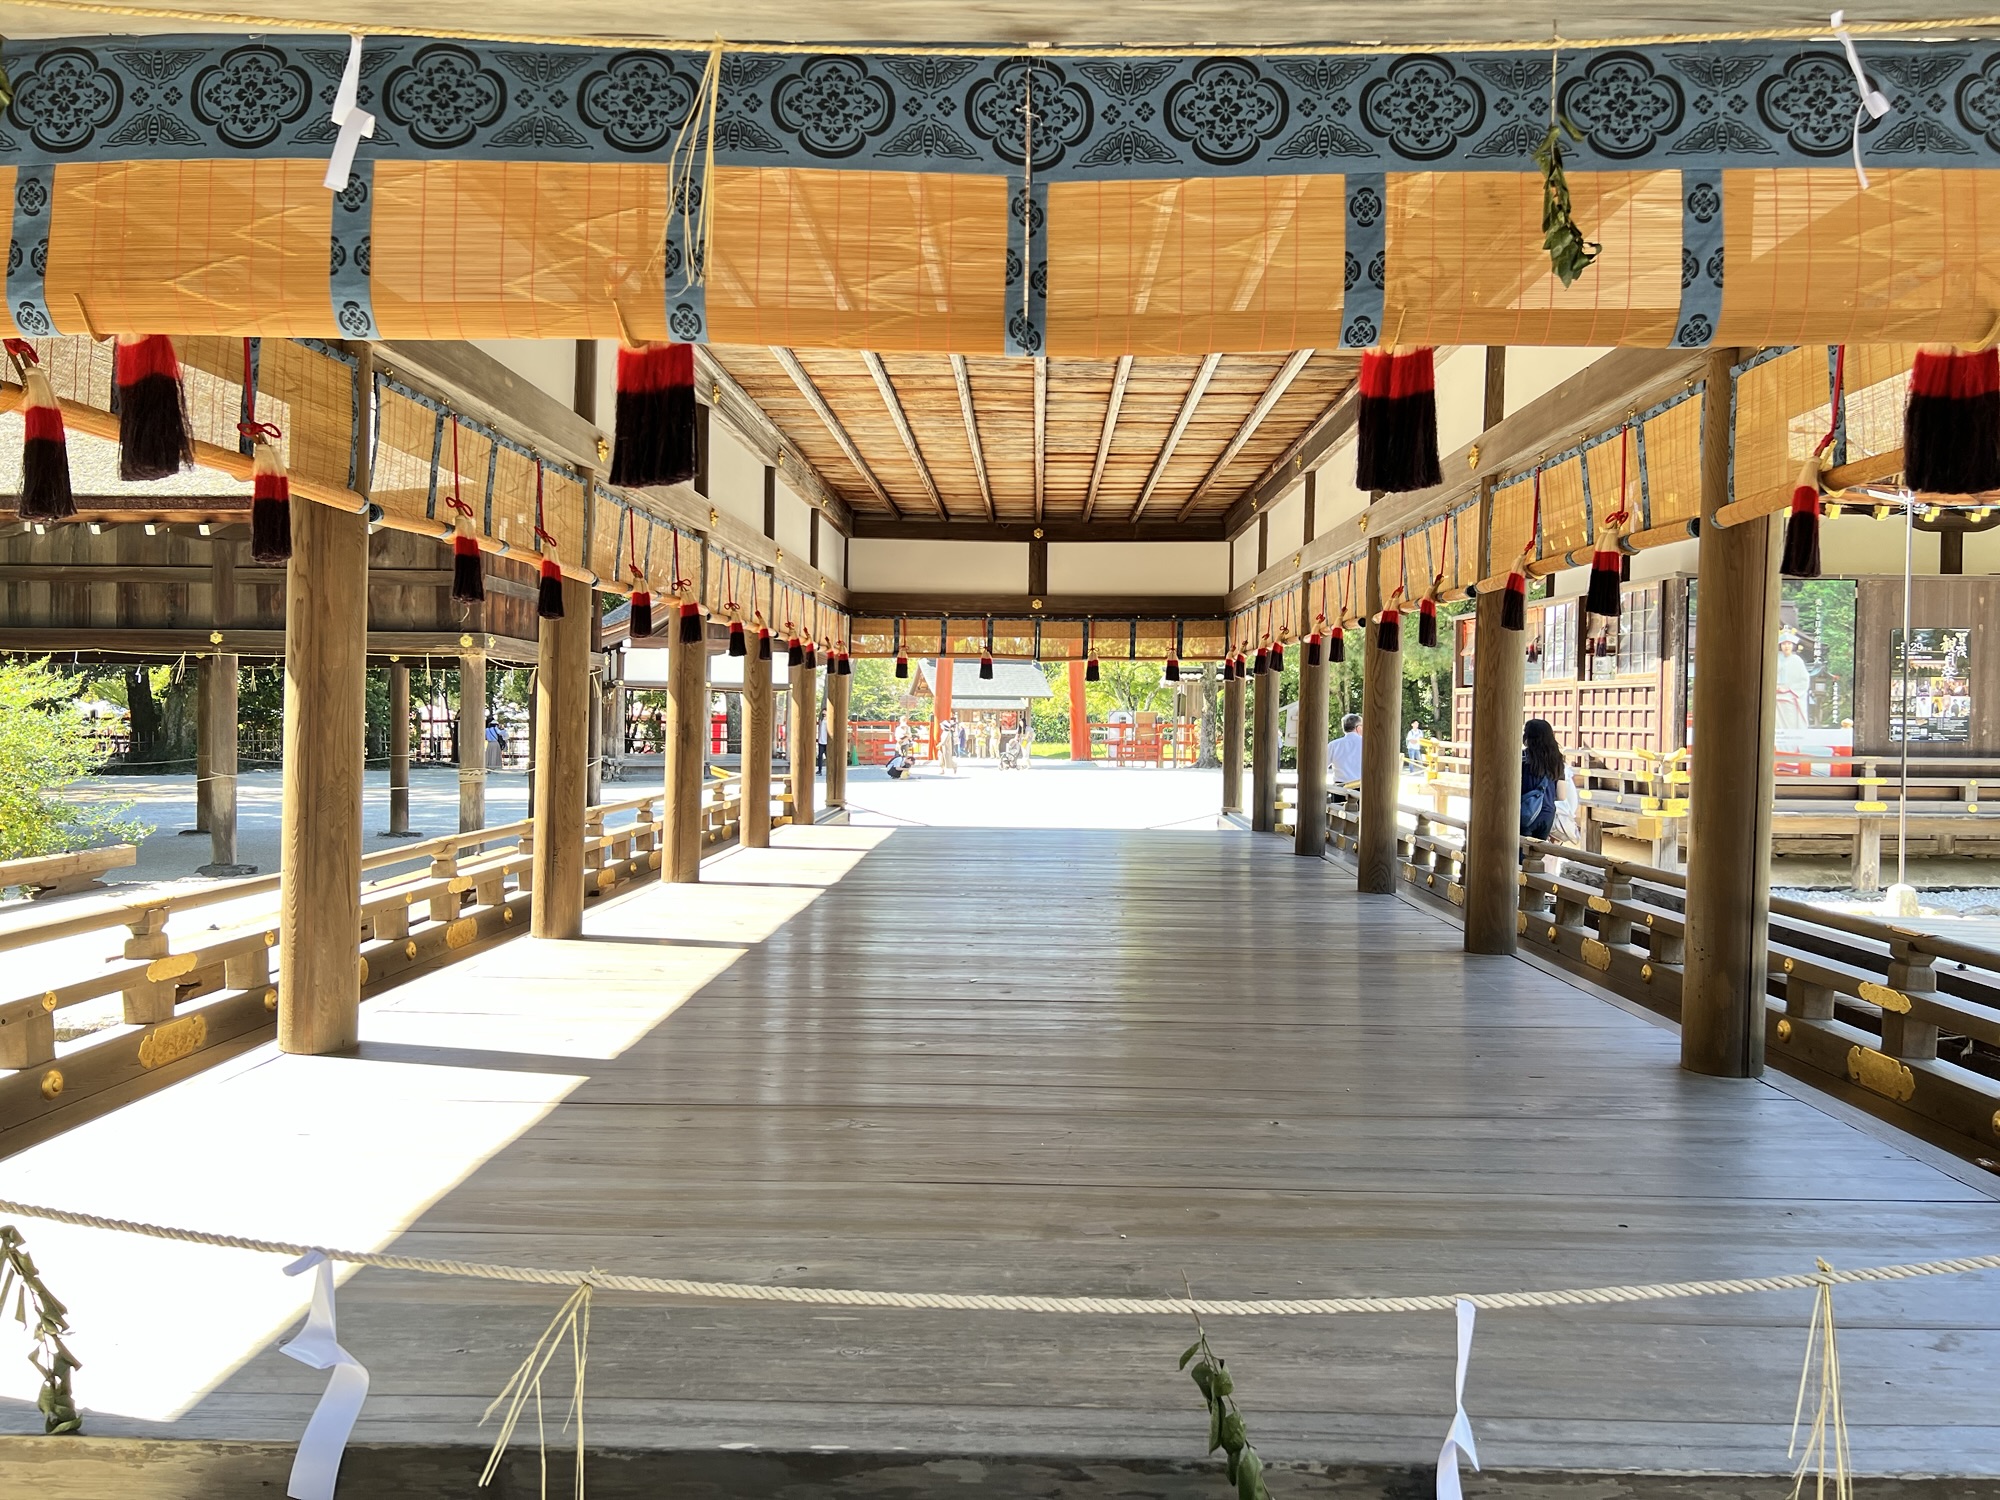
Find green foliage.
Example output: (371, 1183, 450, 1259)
(0, 658, 149, 862)
(1181, 1305, 1271, 1500)
(1535, 118, 1600, 287)
(0, 1225, 81, 1435)
(848, 656, 918, 723)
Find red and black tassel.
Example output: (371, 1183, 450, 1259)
(788, 634, 804, 668)
(1252, 645, 1270, 675)
(1375, 605, 1401, 653)
(1501, 562, 1527, 632)
(248, 437, 291, 563)
(1305, 631, 1322, 667)
(1165, 656, 1181, 682)
(1085, 655, 1100, 683)
(728, 618, 746, 656)
(537, 557, 565, 619)
(1585, 525, 1623, 619)
(1328, 625, 1346, 665)
(451, 533, 484, 605)
(805, 640, 818, 671)
(894, 651, 908, 678)
(1781, 456, 1823, 579)
(758, 625, 773, 661)
(979, 653, 994, 680)
(679, 599, 702, 644)
(629, 588, 654, 639)
(1270, 640, 1285, 671)
(610, 342, 698, 489)
(1354, 347, 1442, 495)
(1417, 594, 1438, 649)
(115, 334, 194, 481)
(1905, 344, 2000, 495)
(8, 343, 73, 522)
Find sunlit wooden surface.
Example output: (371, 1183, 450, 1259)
(3, 823, 1998, 1474)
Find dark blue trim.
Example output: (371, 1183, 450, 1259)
(329, 158, 377, 340)
(1004, 175, 1048, 356)
(7, 165, 52, 338)
(1340, 172, 1385, 349)
(1673, 170, 1723, 349)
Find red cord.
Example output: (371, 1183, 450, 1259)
(1816, 345, 1846, 458)
(444, 419, 474, 523)
(532, 463, 557, 552)
(236, 337, 282, 444)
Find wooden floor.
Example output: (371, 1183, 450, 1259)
(3, 824, 1999, 1477)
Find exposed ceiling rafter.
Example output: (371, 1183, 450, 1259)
(949, 354, 996, 522)
(1083, 354, 1134, 523)
(1131, 353, 1224, 520)
(771, 346, 900, 520)
(861, 351, 947, 518)
(1175, 349, 1314, 522)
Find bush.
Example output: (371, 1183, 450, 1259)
(0, 659, 151, 861)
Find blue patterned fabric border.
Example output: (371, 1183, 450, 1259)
(1674, 171, 1724, 348)
(1004, 176, 1048, 356)
(1339, 172, 1385, 349)
(7, 164, 52, 337)
(1, 36, 1996, 177)
(328, 158, 377, 339)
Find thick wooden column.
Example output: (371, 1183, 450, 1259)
(1359, 541, 1401, 893)
(387, 662, 412, 835)
(1068, 660, 1090, 760)
(278, 499, 368, 1056)
(192, 664, 213, 834)
(790, 660, 817, 825)
(1683, 348, 1776, 1079)
(1294, 628, 1329, 858)
(587, 665, 606, 807)
(1221, 675, 1245, 813)
(825, 669, 850, 809)
(1464, 588, 1526, 951)
(742, 636, 773, 847)
(532, 577, 591, 937)
(197, 654, 246, 875)
(665, 615, 707, 883)
(458, 650, 486, 832)
(1250, 662, 1278, 832)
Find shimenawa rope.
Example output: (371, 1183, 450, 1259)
(1, 1197, 1995, 1316)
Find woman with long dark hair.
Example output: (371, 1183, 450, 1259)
(1520, 718, 1565, 840)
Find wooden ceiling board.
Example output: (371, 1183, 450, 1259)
(709, 347, 1360, 526)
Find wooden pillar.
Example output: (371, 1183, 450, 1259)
(1683, 348, 1776, 1080)
(192, 664, 214, 834)
(1068, 659, 1090, 760)
(1295, 626, 1329, 858)
(458, 650, 487, 833)
(1359, 541, 1401, 893)
(742, 634, 773, 847)
(1465, 346, 1520, 952)
(387, 662, 412, 835)
(1222, 675, 1245, 813)
(197, 654, 245, 874)
(1464, 588, 1526, 951)
(1250, 662, 1278, 832)
(278, 499, 368, 1056)
(532, 577, 591, 937)
(587, 663, 606, 808)
(825, 669, 850, 809)
(790, 660, 817, 826)
(665, 615, 707, 882)
(932, 654, 953, 758)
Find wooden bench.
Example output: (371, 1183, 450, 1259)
(0, 844, 137, 899)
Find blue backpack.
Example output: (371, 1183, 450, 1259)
(1520, 772, 1557, 839)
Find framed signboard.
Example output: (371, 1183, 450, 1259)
(1890, 627, 1972, 743)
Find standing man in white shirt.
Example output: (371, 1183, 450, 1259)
(1327, 714, 1364, 796)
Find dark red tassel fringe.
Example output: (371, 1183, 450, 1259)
(14, 356, 73, 522)
(1328, 627, 1346, 664)
(248, 441, 291, 563)
(536, 557, 565, 619)
(679, 601, 702, 644)
(758, 628, 772, 661)
(1354, 347, 1442, 495)
(1501, 571, 1526, 632)
(979, 654, 994, 680)
(727, 620, 745, 656)
(1905, 346, 2000, 495)
(1375, 609, 1401, 653)
(451, 533, 484, 604)
(1586, 545, 1622, 618)
(1085, 656, 1100, 683)
(1165, 657, 1181, 681)
(611, 342, 698, 490)
(788, 636, 804, 668)
(629, 589, 653, 639)
(116, 335, 194, 482)
(894, 652, 908, 678)
(1417, 596, 1438, 649)
(1781, 459, 1823, 579)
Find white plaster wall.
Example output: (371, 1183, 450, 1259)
(1820, 515, 1942, 577)
(773, 476, 814, 562)
(1505, 348, 1613, 417)
(1435, 346, 1488, 457)
(471, 340, 578, 410)
(1048, 542, 1227, 596)
(1312, 433, 1367, 533)
(819, 526, 846, 584)
(707, 421, 766, 534)
(1231, 528, 1259, 587)
(1264, 485, 1305, 560)
(846, 539, 1029, 593)
(1630, 535, 1697, 585)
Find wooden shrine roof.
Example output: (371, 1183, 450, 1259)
(711, 348, 1357, 525)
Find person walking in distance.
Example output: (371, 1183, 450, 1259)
(1327, 714, 1363, 797)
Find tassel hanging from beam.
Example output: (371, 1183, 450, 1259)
(5, 340, 73, 523)
(115, 334, 194, 482)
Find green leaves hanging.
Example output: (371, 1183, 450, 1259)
(1181, 1304, 1271, 1500)
(0, 1225, 82, 1435)
(1534, 117, 1600, 288)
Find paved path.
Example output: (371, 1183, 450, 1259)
(2, 823, 1996, 1478)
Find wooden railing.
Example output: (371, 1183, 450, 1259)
(1323, 791, 2000, 1156)
(0, 774, 787, 1149)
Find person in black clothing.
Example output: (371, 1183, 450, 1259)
(1520, 718, 1564, 841)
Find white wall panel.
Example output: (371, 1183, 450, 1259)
(846, 539, 1028, 593)
(774, 477, 814, 562)
(1047, 542, 1227, 596)
(707, 422, 766, 534)
(1264, 486, 1305, 562)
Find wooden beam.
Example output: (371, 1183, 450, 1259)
(1132, 353, 1224, 519)
(531, 576, 591, 935)
(1177, 349, 1314, 521)
(1034, 357, 1048, 522)
(1223, 387, 1358, 539)
(375, 340, 601, 474)
(1083, 355, 1134, 523)
(862, 352, 946, 518)
(771, 347, 900, 520)
(950, 354, 996, 522)
(847, 517, 1226, 543)
(694, 347, 851, 532)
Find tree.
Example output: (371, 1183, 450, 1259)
(0, 658, 151, 861)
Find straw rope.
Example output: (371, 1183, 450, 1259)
(2, 1198, 1997, 1316)
(5, 0, 2000, 55)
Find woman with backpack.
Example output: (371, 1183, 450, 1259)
(1519, 719, 1565, 842)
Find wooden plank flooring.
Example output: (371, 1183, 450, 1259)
(3, 824, 1999, 1476)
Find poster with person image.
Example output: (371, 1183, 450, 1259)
(1890, 627, 1973, 743)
